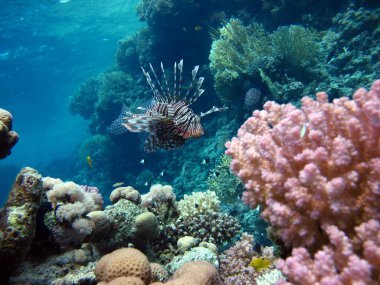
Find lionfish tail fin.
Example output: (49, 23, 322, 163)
(200, 106, 229, 118)
(107, 104, 132, 135)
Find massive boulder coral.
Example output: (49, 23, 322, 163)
(0, 167, 43, 282)
(226, 80, 380, 283)
(95, 247, 221, 285)
(0, 108, 19, 159)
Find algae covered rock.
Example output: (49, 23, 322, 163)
(0, 167, 43, 281)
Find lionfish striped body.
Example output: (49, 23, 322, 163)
(108, 60, 227, 152)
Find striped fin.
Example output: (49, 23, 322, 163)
(149, 63, 165, 102)
(141, 67, 163, 102)
(188, 77, 205, 105)
(178, 59, 183, 98)
(107, 104, 133, 135)
(185, 65, 200, 101)
(200, 106, 229, 117)
(161, 62, 171, 100)
(123, 115, 163, 133)
(173, 61, 177, 99)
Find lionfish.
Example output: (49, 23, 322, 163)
(108, 60, 227, 152)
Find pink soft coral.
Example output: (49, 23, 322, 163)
(226, 80, 380, 283)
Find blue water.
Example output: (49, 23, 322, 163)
(0, 0, 144, 204)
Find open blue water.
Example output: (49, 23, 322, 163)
(0, 0, 143, 204)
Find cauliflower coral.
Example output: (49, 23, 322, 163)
(226, 80, 380, 283)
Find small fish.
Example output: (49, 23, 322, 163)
(144, 182, 148, 186)
(194, 25, 203, 32)
(300, 123, 309, 139)
(139, 159, 145, 164)
(160, 171, 167, 177)
(86, 156, 93, 168)
(59, 0, 71, 3)
(112, 182, 124, 187)
(194, 203, 199, 208)
(202, 157, 210, 165)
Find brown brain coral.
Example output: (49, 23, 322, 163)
(107, 276, 145, 285)
(95, 248, 151, 284)
(166, 260, 222, 285)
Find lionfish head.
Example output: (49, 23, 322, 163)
(181, 113, 204, 139)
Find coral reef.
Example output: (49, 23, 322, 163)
(219, 233, 282, 284)
(226, 80, 380, 282)
(0, 167, 43, 282)
(207, 154, 244, 204)
(0, 108, 19, 159)
(95, 247, 221, 285)
(10, 244, 98, 285)
(43, 178, 104, 249)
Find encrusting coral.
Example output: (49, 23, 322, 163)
(226, 79, 380, 283)
(0, 108, 19, 159)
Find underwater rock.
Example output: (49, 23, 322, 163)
(10, 244, 99, 285)
(0, 108, 19, 159)
(0, 167, 43, 282)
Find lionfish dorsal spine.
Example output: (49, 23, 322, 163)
(141, 66, 162, 102)
(160, 62, 171, 101)
(187, 77, 205, 105)
(173, 61, 177, 100)
(149, 63, 165, 101)
(178, 59, 183, 98)
(184, 65, 199, 100)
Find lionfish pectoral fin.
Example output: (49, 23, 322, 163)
(200, 106, 229, 118)
(107, 104, 133, 135)
(122, 115, 158, 133)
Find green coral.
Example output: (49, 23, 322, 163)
(207, 154, 244, 204)
(271, 25, 320, 69)
(209, 20, 322, 105)
(209, 19, 270, 104)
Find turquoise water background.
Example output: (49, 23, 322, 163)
(0, 0, 143, 204)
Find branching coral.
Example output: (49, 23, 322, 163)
(219, 233, 281, 285)
(226, 80, 380, 283)
(177, 191, 220, 219)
